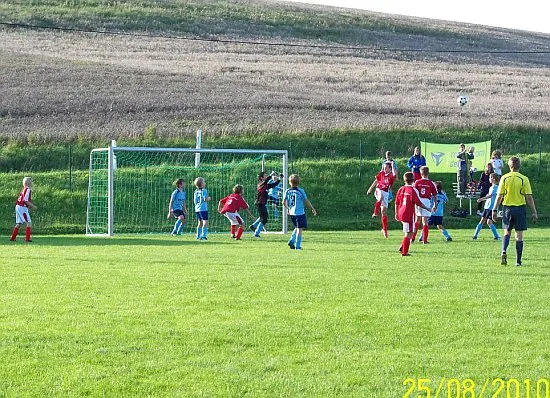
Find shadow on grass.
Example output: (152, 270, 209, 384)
(0, 235, 233, 247)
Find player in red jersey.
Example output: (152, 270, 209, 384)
(367, 161, 396, 238)
(10, 177, 37, 242)
(395, 172, 431, 256)
(218, 184, 255, 240)
(412, 166, 438, 243)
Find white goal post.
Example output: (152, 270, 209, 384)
(86, 146, 289, 236)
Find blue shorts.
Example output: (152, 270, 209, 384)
(502, 205, 527, 232)
(195, 211, 208, 221)
(428, 215, 443, 226)
(290, 214, 308, 229)
(268, 196, 280, 206)
(173, 209, 185, 219)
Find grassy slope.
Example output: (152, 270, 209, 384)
(1, 0, 549, 139)
(1, 152, 548, 235)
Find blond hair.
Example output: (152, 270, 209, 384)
(194, 177, 205, 189)
(289, 174, 300, 187)
(23, 177, 32, 187)
(420, 166, 429, 177)
(233, 184, 243, 194)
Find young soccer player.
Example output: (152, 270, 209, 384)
(394, 172, 431, 256)
(193, 177, 211, 240)
(427, 181, 453, 242)
(267, 179, 283, 220)
(407, 146, 426, 181)
(250, 170, 282, 238)
(412, 166, 438, 244)
(367, 161, 396, 238)
(382, 151, 399, 202)
(476, 163, 494, 215)
(10, 176, 37, 242)
(167, 178, 188, 236)
(218, 184, 255, 240)
(283, 174, 317, 250)
(490, 150, 504, 176)
(473, 173, 501, 241)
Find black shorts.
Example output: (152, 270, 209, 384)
(428, 215, 443, 226)
(173, 209, 185, 219)
(502, 205, 527, 232)
(481, 209, 494, 220)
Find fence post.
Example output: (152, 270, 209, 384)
(359, 140, 362, 181)
(69, 143, 73, 192)
(538, 135, 542, 178)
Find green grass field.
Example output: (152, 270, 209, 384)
(2, 230, 549, 397)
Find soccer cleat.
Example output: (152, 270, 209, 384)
(231, 234, 235, 239)
(515, 262, 522, 266)
(501, 252, 507, 265)
(398, 246, 402, 253)
(472, 236, 477, 240)
(446, 237, 453, 242)
(253, 234, 261, 238)
(371, 213, 378, 218)
(288, 242, 295, 249)
(200, 237, 208, 241)
(294, 247, 302, 250)
(494, 237, 501, 241)
(422, 241, 430, 244)
(9, 238, 15, 241)
(25, 240, 32, 242)
(234, 237, 241, 240)
(401, 253, 411, 256)
(381, 229, 388, 238)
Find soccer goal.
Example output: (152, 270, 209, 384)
(86, 146, 288, 236)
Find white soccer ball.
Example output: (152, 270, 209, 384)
(457, 95, 468, 106)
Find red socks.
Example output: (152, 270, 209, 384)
(235, 226, 244, 240)
(401, 237, 411, 256)
(422, 225, 429, 242)
(10, 227, 19, 241)
(381, 215, 388, 232)
(230, 225, 236, 236)
(373, 201, 381, 216)
(411, 222, 420, 241)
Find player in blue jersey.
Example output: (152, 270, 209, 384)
(473, 173, 501, 240)
(167, 178, 188, 236)
(267, 179, 283, 220)
(407, 146, 426, 181)
(283, 174, 317, 250)
(193, 177, 211, 240)
(426, 181, 453, 242)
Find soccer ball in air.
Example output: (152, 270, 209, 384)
(457, 95, 468, 106)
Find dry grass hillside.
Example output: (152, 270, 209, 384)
(1, 0, 549, 140)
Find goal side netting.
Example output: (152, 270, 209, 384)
(86, 147, 288, 236)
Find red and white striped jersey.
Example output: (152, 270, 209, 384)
(16, 187, 31, 207)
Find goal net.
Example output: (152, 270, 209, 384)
(86, 146, 288, 236)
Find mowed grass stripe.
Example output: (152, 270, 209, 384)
(1, 231, 549, 397)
